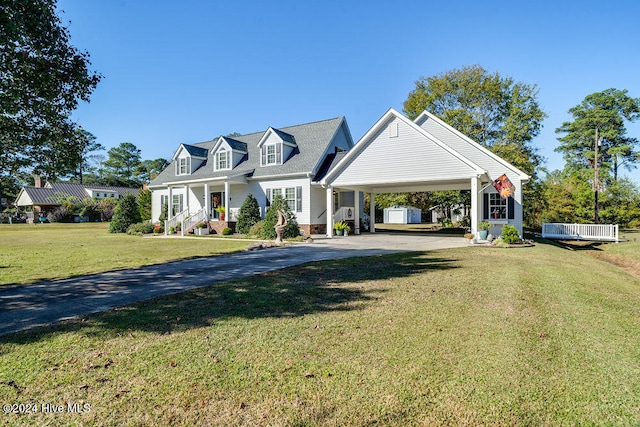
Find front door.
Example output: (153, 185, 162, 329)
(211, 192, 224, 219)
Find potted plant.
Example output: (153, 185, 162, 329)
(215, 206, 226, 221)
(195, 221, 209, 236)
(333, 220, 350, 236)
(478, 221, 491, 240)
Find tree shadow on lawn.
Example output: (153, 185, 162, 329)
(1, 251, 458, 344)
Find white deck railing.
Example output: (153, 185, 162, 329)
(182, 207, 207, 236)
(165, 208, 189, 236)
(542, 223, 619, 242)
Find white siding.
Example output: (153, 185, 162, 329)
(256, 177, 311, 224)
(151, 188, 168, 223)
(331, 122, 353, 151)
(331, 116, 477, 187)
(417, 116, 523, 181)
(310, 185, 328, 223)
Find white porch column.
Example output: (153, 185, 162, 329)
(224, 180, 230, 221)
(354, 190, 360, 234)
(168, 186, 173, 216)
(470, 176, 480, 235)
(369, 192, 376, 233)
(204, 183, 210, 219)
(326, 186, 334, 238)
(185, 184, 190, 214)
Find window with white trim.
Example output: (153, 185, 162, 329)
(488, 193, 507, 219)
(216, 149, 230, 170)
(176, 157, 190, 175)
(172, 194, 183, 216)
(285, 187, 296, 211)
(261, 143, 282, 166)
(266, 186, 302, 213)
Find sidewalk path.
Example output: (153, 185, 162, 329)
(0, 234, 465, 336)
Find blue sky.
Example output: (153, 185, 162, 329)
(58, 0, 640, 182)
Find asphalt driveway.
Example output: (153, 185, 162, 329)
(0, 233, 466, 336)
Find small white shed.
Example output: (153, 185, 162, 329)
(383, 206, 421, 224)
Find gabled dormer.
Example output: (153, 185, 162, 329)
(211, 137, 248, 171)
(257, 127, 297, 167)
(173, 144, 208, 176)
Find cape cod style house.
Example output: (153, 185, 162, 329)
(150, 109, 529, 238)
(149, 117, 356, 235)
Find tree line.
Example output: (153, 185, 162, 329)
(396, 65, 640, 229)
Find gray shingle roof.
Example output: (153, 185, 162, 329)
(20, 183, 139, 205)
(222, 137, 248, 152)
(151, 117, 348, 185)
(271, 128, 296, 144)
(181, 144, 208, 158)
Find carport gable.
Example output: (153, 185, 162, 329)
(322, 108, 484, 191)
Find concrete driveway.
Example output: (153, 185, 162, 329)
(0, 233, 466, 336)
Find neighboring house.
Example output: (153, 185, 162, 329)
(151, 109, 528, 238)
(15, 180, 139, 222)
(149, 117, 356, 235)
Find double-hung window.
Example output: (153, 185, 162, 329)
(285, 188, 296, 211)
(488, 193, 507, 219)
(261, 143, 282, 166)
(176, 157, 190, 175)
(171, 194, 183, 216)
(266, 186, 302, 213)
(216, 149, 230, 170)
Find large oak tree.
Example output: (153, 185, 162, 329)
(0, 0, 101, 199)
(403, 65, 547, 227)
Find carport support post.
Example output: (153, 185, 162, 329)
(354, 191, 360, 234)
(326, 186, 334, 238)
(470, 176, 480, 235)
(369, 192, 375, 233)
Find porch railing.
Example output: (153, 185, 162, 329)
(542, 223, 619, 242)
(165, 208, 189, 236)
(333, 206, 355, 224)
(182, 207, 207, 236)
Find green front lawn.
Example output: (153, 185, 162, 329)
(1, 239, 639, 425)
(0, 223, 248, 286)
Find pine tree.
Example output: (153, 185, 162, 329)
(109, 193, 141, 233)
(236, 194, 261, 234)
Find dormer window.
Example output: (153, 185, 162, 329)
(261, 143, 282, 166)
(216, 148, 230, 171)
(176, 157, 190, 175)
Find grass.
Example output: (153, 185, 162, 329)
(0, 223, 249, 286)
(1, 236, 639, 425)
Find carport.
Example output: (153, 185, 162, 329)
(320, 108, 529, 238)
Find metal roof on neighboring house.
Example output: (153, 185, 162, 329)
(16, 183, 139, 207)
(151, 116, 349, 185)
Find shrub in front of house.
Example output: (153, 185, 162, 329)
(236, 194, 261, 234)
(138, 188, 152, 222)
(98, 198, 118, 222)
(261, 195, 300, 240)
(247, 221, 264, 238)
(109, 194, 141, 233)
(126, 222, 155, 235)
(500, 225, 521, 244)
(47, 206, 74, 223)
(222, 227, 233, 236)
